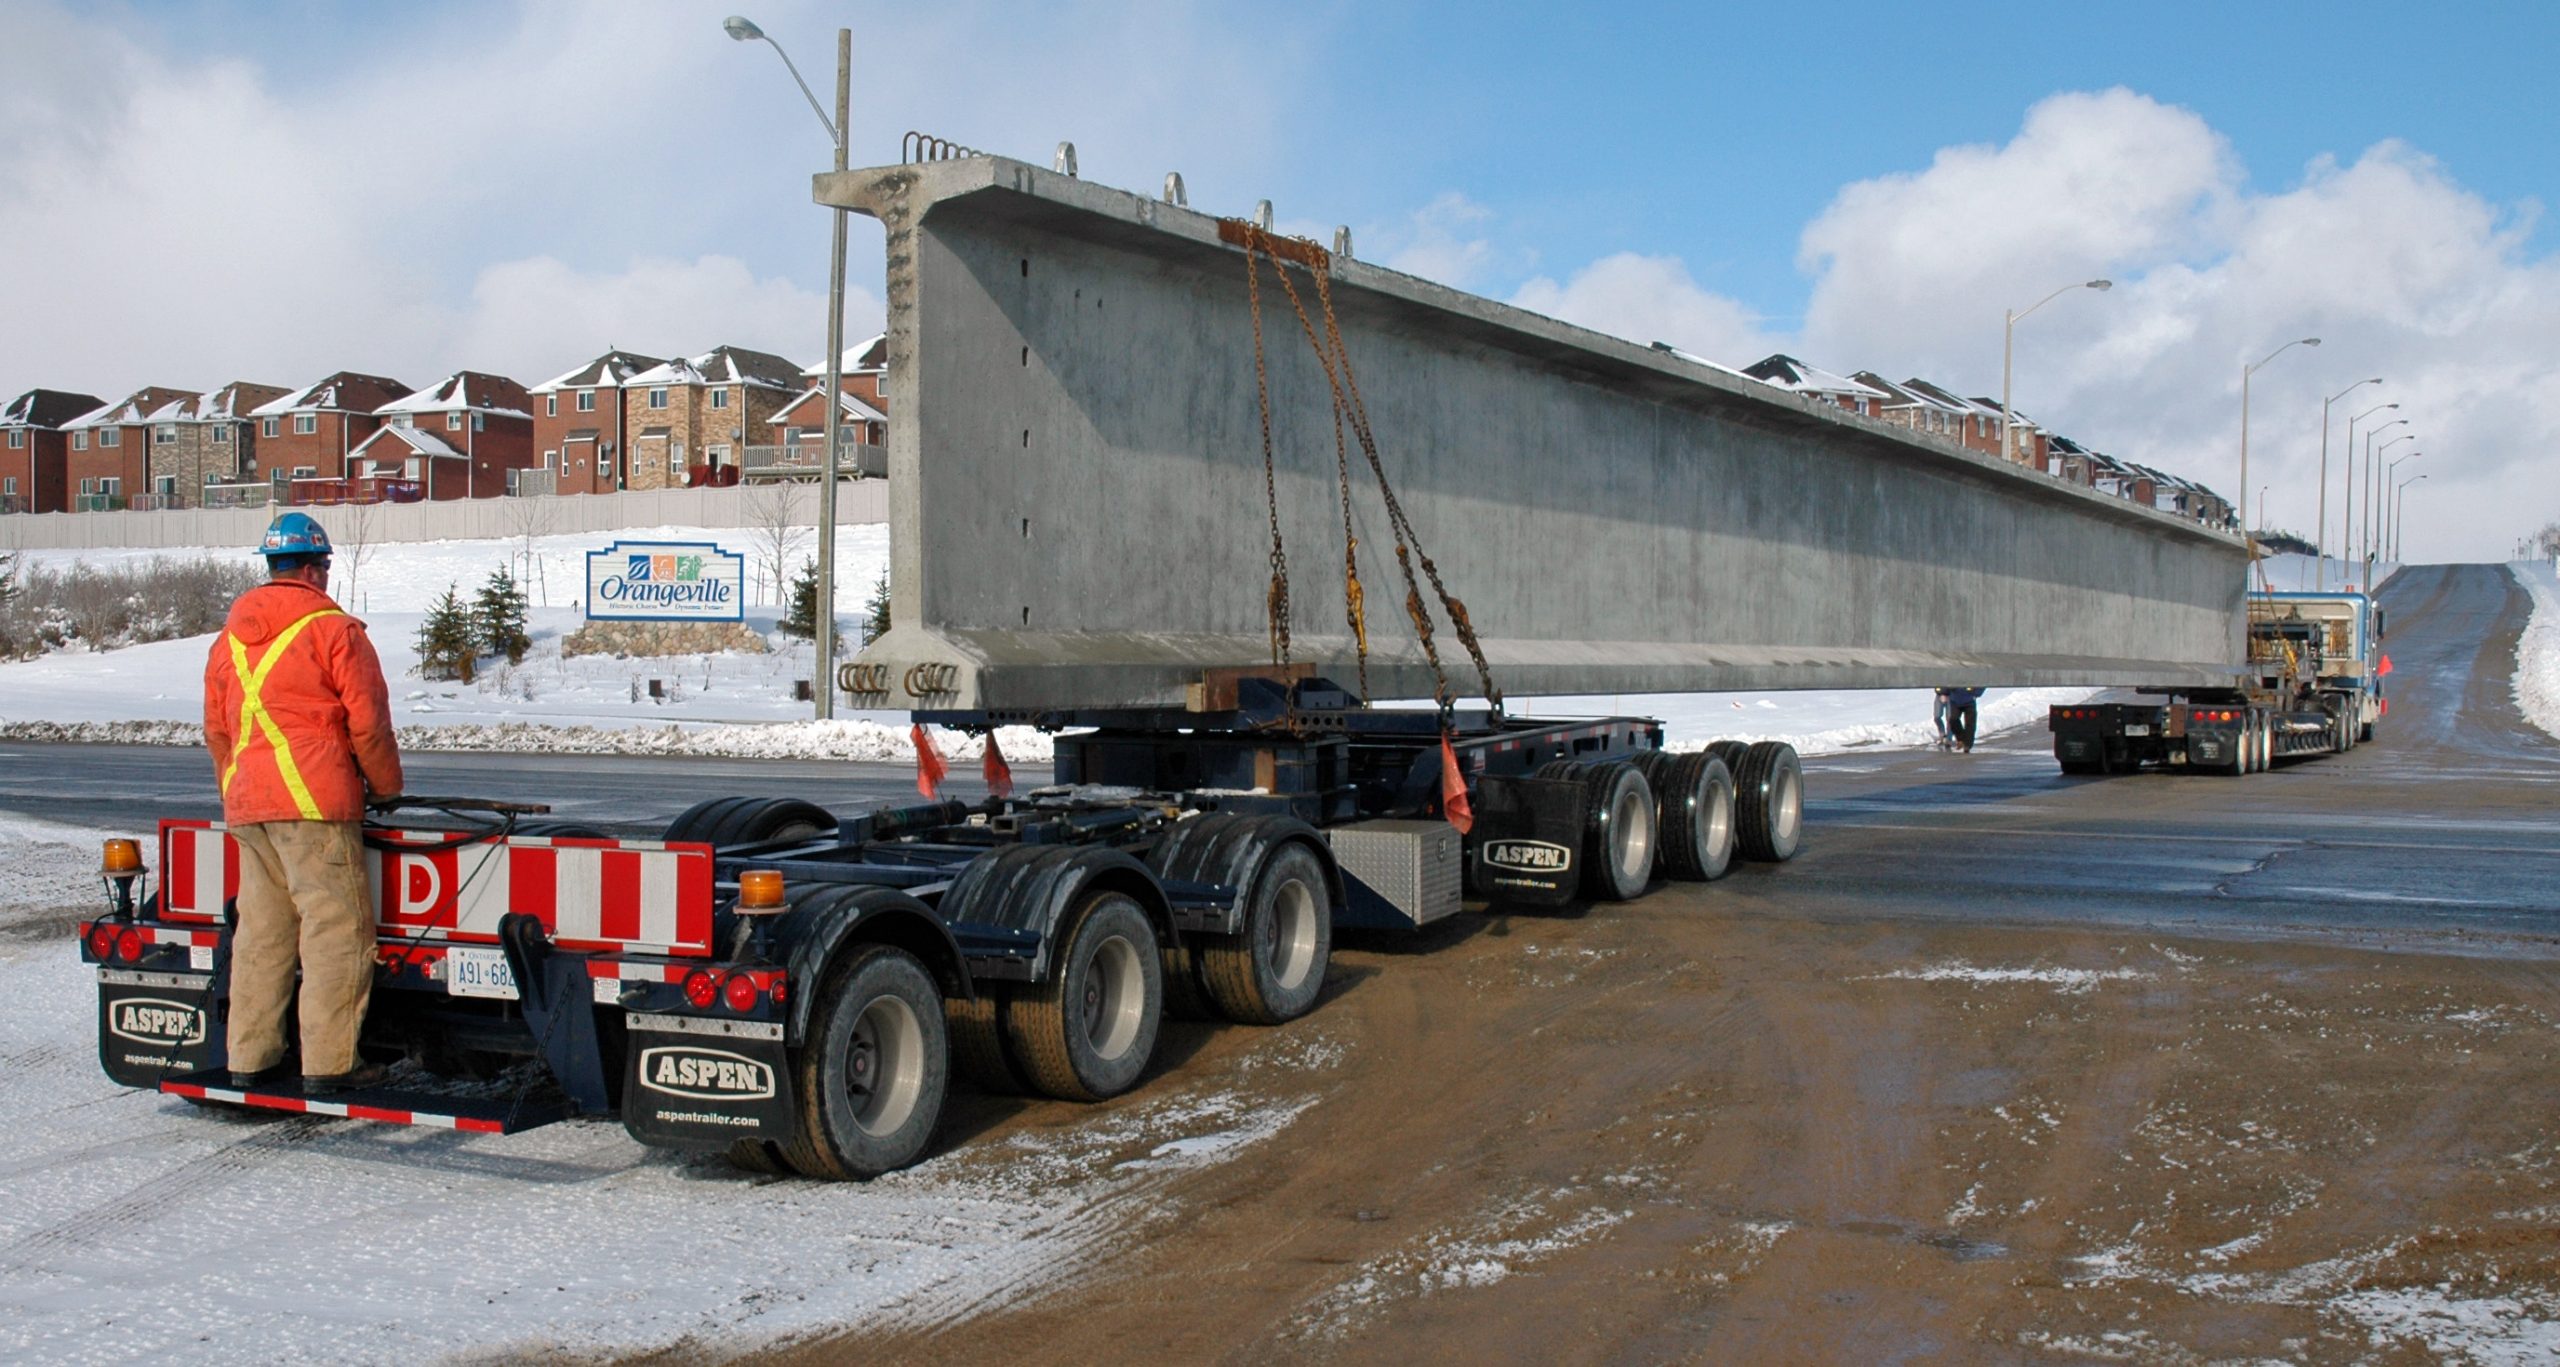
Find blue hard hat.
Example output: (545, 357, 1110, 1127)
(258, 512, 332, 559)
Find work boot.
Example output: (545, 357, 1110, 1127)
(229, 1060, 294, 1090)
(303, 1061, 389, 1096)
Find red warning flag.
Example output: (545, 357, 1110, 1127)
(911, 723, 947, 799)
(981, 731, 1015, 799)
(1439, 734, 1473, 835)
(2378, 654, 2394, 677)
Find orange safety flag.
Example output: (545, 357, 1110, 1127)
(981, 731, 1015, 799)
(911, 723, 947, 798)
(2378, 653, 2394, 677)
(1439, 734, 1473, 835)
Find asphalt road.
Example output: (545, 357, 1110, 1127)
(9, 561, 2553, 947)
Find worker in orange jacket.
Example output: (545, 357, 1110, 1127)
(203, 512, 404, 1094)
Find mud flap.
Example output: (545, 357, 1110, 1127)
(98, 969, 224, 1088)
(619, 1014, 797, 1151)
(1466, 775, 1584, 908)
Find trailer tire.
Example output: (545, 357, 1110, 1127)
(2360, 720, 2374, 743)
(944, 992, 1027, 1094)
(1635, 752, 1734, 882)
(1198, 842, 1333, 1024)
(665, 796, 834, 848)
(778, 943, 948, 1180)
(1005, 891, 1162, 1100)
(1706, 740, 1751, 784)
(727, 1138, 795, 1175)
(1734, 741, 1804, 863)
(1158, 942, 1217, 1021)
(1579, 761, 1657, 901)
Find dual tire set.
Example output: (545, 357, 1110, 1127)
(1528, 740, 1805, 901)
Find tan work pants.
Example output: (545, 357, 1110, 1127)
(226, 820, 375, 1077)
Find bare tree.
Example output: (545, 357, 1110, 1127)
(498, 493, 560, 607)
(335, 499, 382, 610)
(2537, 520, 2560, 561)
(744, 481, 811, 607)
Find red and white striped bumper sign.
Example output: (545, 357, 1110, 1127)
(158, 821, 716, 955)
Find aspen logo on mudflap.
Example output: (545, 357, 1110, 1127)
(109, 998, 207, 1048)
(638, 1046, 776, 1101)
(1482, 839, 1573, 873)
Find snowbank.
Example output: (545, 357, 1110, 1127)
(2511, 561, 2560, 742)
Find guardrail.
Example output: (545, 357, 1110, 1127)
(201, 482, 280, 510)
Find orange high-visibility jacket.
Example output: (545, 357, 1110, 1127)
(202, 580, 404, 825)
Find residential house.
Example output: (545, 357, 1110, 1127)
(246, 372, 412, 495)
(0, 388, 103, 514)
(758, 388, 889, 480)
(1892, 379, 2010, 460)
(800, 332, 889, 409)
(350, 371, 536, 501)
(620, 346, 803, 490)
(1741, 354, 1891, 416)
(62, 386, 194, 510)
(143, 381, 291, 505)
(528, 349, 663, 495)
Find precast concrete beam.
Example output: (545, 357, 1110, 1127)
(822, 156, 2247, 713)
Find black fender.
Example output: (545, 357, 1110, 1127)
(767, 885, 970, 1045)
(1147, 812, 1346, 936)
(937, 845, 1173, 983)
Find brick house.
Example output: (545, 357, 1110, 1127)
(760, 387, 889, 479)
(352, 371, 537, 500)
(620, 346, 803, 490)
(801, 332, 889, 409)
(1741, 354, 1891, 416)
(62, 386, 194, 510)
(143, 381, 291, 505)
(528, 349, 663, 496)
(247, 372, 411, 487)
(1, 388, 103, 514)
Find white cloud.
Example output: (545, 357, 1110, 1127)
(1510, 253, 1775, 364)
(1375, 192, 1505, 290)
(451, 256, 862, 384)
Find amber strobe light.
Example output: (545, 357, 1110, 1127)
(736, 869, 787, 912)
(101, 838, 143, 877)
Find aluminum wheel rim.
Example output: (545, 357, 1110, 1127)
(1773, 765, 1803, 843)
(1266, 876, 1321, 991)
(849, 995, 924, 1137)
(1701, 782, 1734, 860)
(1611, 782, 1653, 883)
(1082, 932, 1145, 1061)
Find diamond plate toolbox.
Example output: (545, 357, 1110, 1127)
(1325, 819, 1463, 929)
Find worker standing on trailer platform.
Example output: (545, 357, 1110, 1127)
(203, 512, 404, 1095)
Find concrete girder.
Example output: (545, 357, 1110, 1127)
(819, 156, 2246, 713)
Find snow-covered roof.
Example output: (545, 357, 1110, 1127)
(1644, 342, 1760, 384)
(530, 350, 666, 394)
(799, 332, 889, 378)
(377, 371, 533, 419)
(253, 372, 412, 417)
(350, 424, 463, 460)
(1896, 378, 1989, 416)
(1742, 354, 1890, 401)
(769, 386, 888, 426)
(629, 345, 803, 392)
(65, 387, 193, 430)
(0, 389, 103, 429)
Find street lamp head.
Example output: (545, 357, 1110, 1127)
(722, 14, 765, 41)
(2087, 280, 2113, 291)
(2302, 337, 2323, 347)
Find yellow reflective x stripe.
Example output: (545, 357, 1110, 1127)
(219, 608, 345, 820)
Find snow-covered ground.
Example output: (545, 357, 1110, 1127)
(0, 928, 1345, 1361)
(2511, 559, 2560, 742)
(1, 528, 2098, 759)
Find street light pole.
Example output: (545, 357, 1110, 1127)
(726, 15, 851, 720)
(2315, 378, 2382, 590)
(2258, 483, 2269, 533)
(2394, 473, 2427, 562)
(2342, 402, 2396, 573)
(2383, 450, 2422, 563)
(2240, 337, 2320, 562)
(2367, 431, 2413, 564)
(2001, 278, 2110, 466)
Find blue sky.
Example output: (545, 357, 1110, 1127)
(7, 0, 2557, 559)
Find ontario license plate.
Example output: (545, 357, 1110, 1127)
(2123, 724, 2150, 736)
(445, 946, 519, 1000)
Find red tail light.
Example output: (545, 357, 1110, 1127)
(114, 928, 145, 963)
(682, 969, 719, 1009)
(87, 924, 117, 959)
(768, 975, 789, 1005)
(723, 974, 761, 1012)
